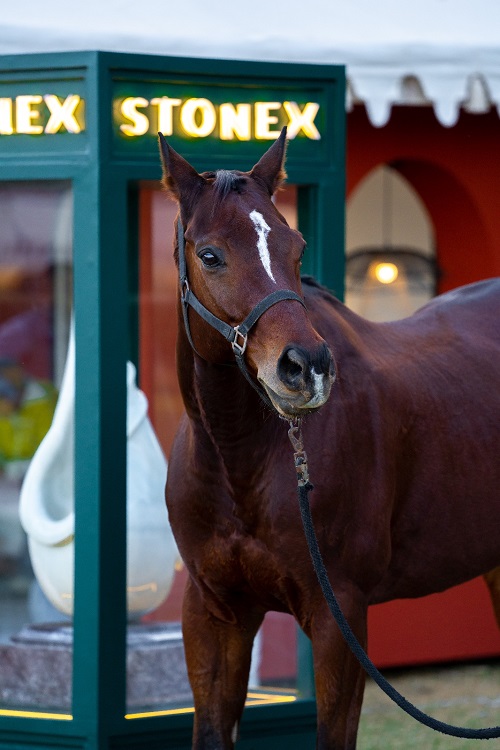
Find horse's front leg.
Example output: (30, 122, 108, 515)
(182, 576, 263, 749)
(310, 589, 368, 749)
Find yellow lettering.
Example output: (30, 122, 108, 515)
(180, 98, 216, 138)
(16, 95, 43, 134)
(44, 94, 82, 134)
(113, 95, 322, 141)
(219, 103, 251, 140)
(254, 102, 281, 139)
(0, 98, 14, 135)
(151, 97, 181, 136)
(120, 97, 150, 136)
(283, 101, 320, 140)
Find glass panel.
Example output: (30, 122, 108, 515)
(0, 182, 73, 717)
(125, 185, 186, 718)
(126, 182, 301, 719)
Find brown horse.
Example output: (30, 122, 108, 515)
(160, 128, 500, 749)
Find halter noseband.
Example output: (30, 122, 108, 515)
(177, 217, 306, 410)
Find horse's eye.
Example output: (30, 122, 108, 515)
(198, 248, 222, 268)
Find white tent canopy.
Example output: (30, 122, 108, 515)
(1, 0, 499, 126)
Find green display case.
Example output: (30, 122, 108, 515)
(0, 50, 345, 749)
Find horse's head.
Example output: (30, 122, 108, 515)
(158, 128, 335, 418)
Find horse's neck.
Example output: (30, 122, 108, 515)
(200, 360, 273, 443)
(177, 334, 280, 470)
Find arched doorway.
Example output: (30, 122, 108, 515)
(345, 165, 437, 321)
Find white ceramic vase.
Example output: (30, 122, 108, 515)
(19, 324, 179, 619)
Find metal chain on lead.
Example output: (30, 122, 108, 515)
(288, 418, 310, 487)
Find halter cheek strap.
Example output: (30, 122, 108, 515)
(177, 217, 306, 409)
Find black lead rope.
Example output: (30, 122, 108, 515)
(288, 420, 500, 740)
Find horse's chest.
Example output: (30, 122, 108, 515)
(196, 525, 290, 609)
(203, 528, 273, 581)
(172, 459, 302, 612)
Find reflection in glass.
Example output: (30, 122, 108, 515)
(0, 182, 73, 715)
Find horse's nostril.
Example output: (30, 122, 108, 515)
(278, 347, 308, 390)
(315, 342, 334, 379)
(287, 361, 303, 379)
(278, 343, 334, 393)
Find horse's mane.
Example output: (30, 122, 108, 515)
(301, 275, 338, 302)
(200, 169, 249, 215)
(214, 170, 247, 197)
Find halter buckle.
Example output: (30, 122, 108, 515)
(231, 326, 248, 356)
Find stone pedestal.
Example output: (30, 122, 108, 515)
(0, 621, 192, 712)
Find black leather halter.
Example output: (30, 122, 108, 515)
(177, 217, 306, 410)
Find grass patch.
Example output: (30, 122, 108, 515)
(357, 663, 500, 749)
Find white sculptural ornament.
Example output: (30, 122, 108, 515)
(19, 323, 180, 619)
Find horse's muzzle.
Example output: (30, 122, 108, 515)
(260, 342, 336, 417)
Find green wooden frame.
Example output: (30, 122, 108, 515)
(0, 50, 345, 749)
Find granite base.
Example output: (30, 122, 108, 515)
(0, 621, 192, 712)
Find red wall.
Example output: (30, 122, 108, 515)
(348, 104, 500, 668)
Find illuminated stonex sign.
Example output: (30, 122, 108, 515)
(0, 93, 321, 142)
(117, 96, 321, 140)
(0, 95, 84, 134)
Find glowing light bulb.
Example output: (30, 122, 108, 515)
(374, 262, 399, 284)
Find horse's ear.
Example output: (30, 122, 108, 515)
(250, 126, 288, 195)
(158, 132, 205, 214)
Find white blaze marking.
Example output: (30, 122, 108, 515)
(249, 210, 276, 283)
